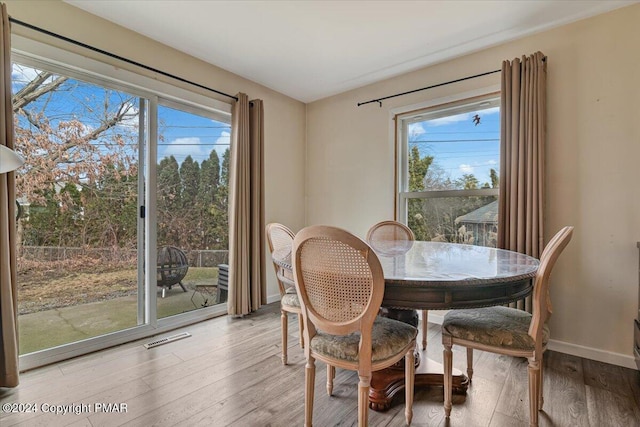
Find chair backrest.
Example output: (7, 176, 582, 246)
(366, 220, 415, 243)
(266, 223, 295, 296)
(366, 220, 415, 255)
(293, 225, 385, 362)
(529, 226, 574, 348)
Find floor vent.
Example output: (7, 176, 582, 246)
(144, 332, 191, 349)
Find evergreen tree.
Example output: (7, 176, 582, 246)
(456, 174, 480, 190)
(407, 146, 433, 240)
(211, 148, 230, 250)
(157, 156, 181, 247)
(198, 150, 221, 249)
(178, 156, 202, 249)
(489, 168, 499, 188)
(180, 155, 200, 209)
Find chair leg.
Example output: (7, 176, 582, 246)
(538, 357, 544, 409)
(527, 358, 541, 427)
(327, 364, 335, 395)
(305, 356, 316, 427)
(443, 336, 453, 418)
(357, 374, 371, 427)
(466, 347, 474, 382)
(405, 347, 415, 425)
(281, 310, 288, 365)
(298, 313, 304, 349)
(421, 310, 428, 350)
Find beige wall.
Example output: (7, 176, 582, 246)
(306, 5, 640, 366)
(5, 0, 306, 301)
(7, 1, 640, 367)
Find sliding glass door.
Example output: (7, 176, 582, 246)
(11, 46, 231, 369)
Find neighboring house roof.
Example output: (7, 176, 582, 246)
(455, 200, 498, 225)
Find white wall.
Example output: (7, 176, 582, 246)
(5, 0, 307, 302)
(306, 5, 640, 368)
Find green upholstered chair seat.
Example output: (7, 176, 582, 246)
(442, 306, 549, 351)
(281, 290, 300, 308)
(310, 316, 417, 363)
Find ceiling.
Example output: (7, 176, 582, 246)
(64, 0, 636, 103)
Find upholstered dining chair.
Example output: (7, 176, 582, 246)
(266, 223, 303, 365)
(366, 220, 429, 350)
(293, 225, 418, 427)
(442, 226, 574, 426)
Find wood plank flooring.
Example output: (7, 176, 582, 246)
(1, 302, 639, 426)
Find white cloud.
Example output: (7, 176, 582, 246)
(487, 159, 497, 165)
(12, 64, 41, 83)
(119, 102, 140, 128)
(164, 137, 206, 165)
(213, 131, 231, 160)
(459, 164, 474, 174)
(408, 122, 426, 138)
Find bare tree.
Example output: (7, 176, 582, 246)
(12, 65, 138, 207)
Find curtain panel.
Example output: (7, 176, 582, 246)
(498, 51, 547, 312)
(228, 93, 266, 316)
(0, 2, 20, 388)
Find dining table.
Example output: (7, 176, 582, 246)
(271, 238, 540, 411)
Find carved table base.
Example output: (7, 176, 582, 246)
(369, 349, 469, 411)
(370, 307, 469, 411)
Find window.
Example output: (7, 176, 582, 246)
(11, 35, 231, 369)
(396, 95, 500, 247)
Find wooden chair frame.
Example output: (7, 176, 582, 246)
(294, 225, 416, 426)
(266, 223, 303, 365)
(367, 220, 429, 350)
(442, 226, 574, 426)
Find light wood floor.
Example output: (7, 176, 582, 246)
(1, 303, 639, 426)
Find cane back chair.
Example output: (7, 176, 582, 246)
(266, 223, 303, 365)
(293, 225, 418, 426)
(366, 220, 429, 350)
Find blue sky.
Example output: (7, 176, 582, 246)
(12, 63, 230, 170)
(408, 106, 500, 186)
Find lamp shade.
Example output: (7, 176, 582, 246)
(0, 145, 25, 173)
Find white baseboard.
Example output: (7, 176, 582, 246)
(547, 339, 637, 370)
(267, 293, 282, 305)
(423, 311, 638, 370)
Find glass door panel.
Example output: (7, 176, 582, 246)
(156, 103, 230, 318)
(12, 63, 143, 354)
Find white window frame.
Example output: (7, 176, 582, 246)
(392, 87, 500, 227)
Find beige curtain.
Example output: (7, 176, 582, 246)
(0, 2, 19, 388)
(498, 51, 547, 312)
(228, 93, 266, 316)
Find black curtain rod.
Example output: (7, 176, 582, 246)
(8, 17, 239, 102)
(357, 69, 501, 107)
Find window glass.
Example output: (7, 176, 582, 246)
(156, 103, 231, 317)
(12, 62, 143, 354)
(398, 96, 500, 246)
